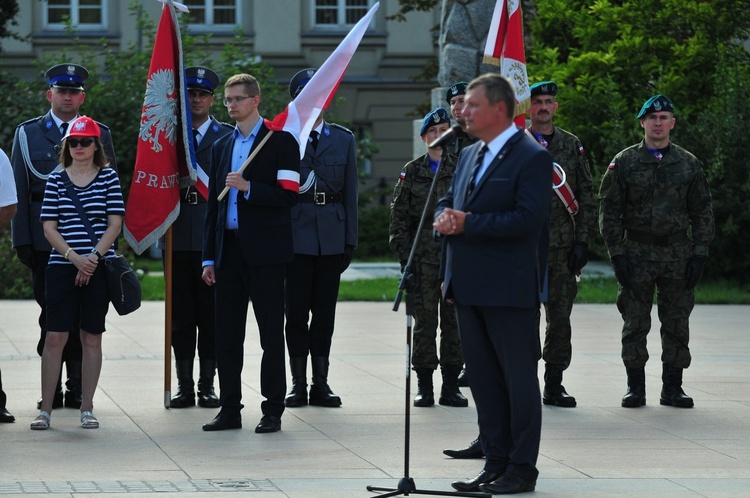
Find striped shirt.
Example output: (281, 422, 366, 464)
(41, 167, 125, 265)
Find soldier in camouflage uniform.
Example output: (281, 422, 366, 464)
(446, 82, 479, 156)
(389, 108, 467, 408)
(599, 95, 714, 408)
(527, 81, 596, 408)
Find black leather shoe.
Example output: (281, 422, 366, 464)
(543, 385, 577, 407)
(202, 412, 242, 431)
(171, 389, 196, 408)
(0, 407, 15, 423)
(255, 414, 281, 433)
(451, 470, 501, 492)
(479, 472, 536, 494)
(36, 391, 64, 410)
(197, 388, 220, 408)
(443, 436, 484, 459)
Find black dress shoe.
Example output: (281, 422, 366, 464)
(255, 414, 281, 433)
(479, 472, 536, 494)
(0, 407, 15, 423)
(451, 470, 501, 492)
(443, 436, 484, 459)
(202, 412, 242, 431)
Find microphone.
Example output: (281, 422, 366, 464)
(428, 125, 462, 149)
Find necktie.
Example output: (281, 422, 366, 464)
(309, 130, 319, 151)
(192, 129, 199, 150)
(467, 145, 488, 196)
(60, 122, 68, 136)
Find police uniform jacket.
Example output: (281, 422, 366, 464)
(292, 122, 358, 256)
(162, 116, 233, 252)
(544, 126, 596, 249)
(11, 111, 117, 251)
(599, 140, 714, 261)
(390, 152, 457, 266)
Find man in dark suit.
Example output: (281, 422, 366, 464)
(163, 66, 232, 409)
(283, 68, 358, 408)
(435, 73, 551, 495)
(11, 63, 117, 411)
(201, 73, 300, 433)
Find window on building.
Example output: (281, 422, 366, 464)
(184, 0, 240, 29)
(314, 0, 371, 29)
(44, 0, 107, 30)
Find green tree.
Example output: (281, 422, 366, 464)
(525, 0, 750, 279)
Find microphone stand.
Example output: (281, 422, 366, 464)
(367, 145, 489, 498)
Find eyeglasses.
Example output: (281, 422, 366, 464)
(68, 138, 94, 148)
(223, 96, 252, 107)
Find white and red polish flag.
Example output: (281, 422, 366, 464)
(265, 2, 380, 158)
(124, 0, 195, 255)
(483, 0, 530, 127)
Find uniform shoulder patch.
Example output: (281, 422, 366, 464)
(330, 122, 354, 135)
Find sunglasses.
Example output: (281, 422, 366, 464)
(68, 138, 95, 148)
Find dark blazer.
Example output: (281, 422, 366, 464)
(202, 121, 300, 269)
(291, 122, 358, 255)
(166, 116, 233, 252)
(437, 129, 552, 308)
(11, 111, 117, 251)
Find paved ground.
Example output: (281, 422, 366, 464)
(1, 299, 748, 497)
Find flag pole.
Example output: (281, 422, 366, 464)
(164, 226, 173, 408)
(216, 130, 275, 201)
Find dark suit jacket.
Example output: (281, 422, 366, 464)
(291, 122, 358, 255)
(202, 121, 300, 269)
(166, 116, 233, 252)
(11, 111, 117, 251)
(437, 128, 552, 308)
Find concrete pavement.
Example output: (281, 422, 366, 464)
(1, 300, 749, 497)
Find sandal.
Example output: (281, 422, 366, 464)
(80, 411, 99, 429)
(30, 411, 51, 430)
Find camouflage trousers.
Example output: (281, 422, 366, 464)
(409, 261, 463, 370)
(616, 257, 694, 369)
(542, 246, 578, 371)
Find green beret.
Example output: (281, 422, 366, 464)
(637, 94, 674, 118)
(446, 82, 468, 104)
(420, 107, 450, 136)
(529, 81, 557, 97)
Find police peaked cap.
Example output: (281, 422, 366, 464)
(529, 81, 558, 97)
(185, 66, 220, 94)
(446, 82, 468, 104)
(45, 63, 89, 91)
(420, 107, 451, 136)
(637, 94, 674, 118)
(289, 68, 317, 99)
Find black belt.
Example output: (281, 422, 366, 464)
(181, 187, 206, 205)
(31, 193, 44, 202)
(625, 229, 688, 247)
(299, 191, 342, 205)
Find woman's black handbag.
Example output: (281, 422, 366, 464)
(61, 171, 141, 315)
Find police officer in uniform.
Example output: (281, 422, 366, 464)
(163, 66, 233, 409)
(599, 95, 714, 408)
(283, 68, 358, 408)
(526, 81, 596, 407)
(389, 108, 467, 408)
(11, 63, 117, 410)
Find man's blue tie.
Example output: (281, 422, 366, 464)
(467, 145, 488, 196)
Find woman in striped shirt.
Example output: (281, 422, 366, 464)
(31, 116, 124, 430)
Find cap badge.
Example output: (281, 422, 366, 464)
(653, 100, 662, 111)
(66, 65, 76, 75)
(197, 68, 205, 78)
(306, 69, 315, 78)
(450, 85, 458, 95)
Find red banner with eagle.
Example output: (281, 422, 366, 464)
(123, 0, 194, 255)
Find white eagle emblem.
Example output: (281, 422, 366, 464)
(139, 69, 177, 153)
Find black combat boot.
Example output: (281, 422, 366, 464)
(413, 367, 434, 407)
(543, 365, 577, 407)
(660, 363, 694, 408)
(170, 360, 195, 408)
(197, 359, 220, 408)
(439, 365, 469, 407)
(622, 367, 646, 407)
(309, 356, 341, 407)
(285, 356, 308, 407)
(64, 361, 83, 409)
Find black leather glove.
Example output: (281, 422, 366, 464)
(15, 245, 35, 270)
(400, 260, 407, 274)
(685, 255, 707, 290)
(567, 241, 588, 275)
(340, 245, 355, 273)
(611, 255, 632, 289)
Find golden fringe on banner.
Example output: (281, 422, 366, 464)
(483, 55, 501, 65)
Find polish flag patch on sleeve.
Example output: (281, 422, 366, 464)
(578, 145, 585, 155)
(277, 169, 300, 192)
(399, 171, 406, 180)
(608, 162, 616, 170)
